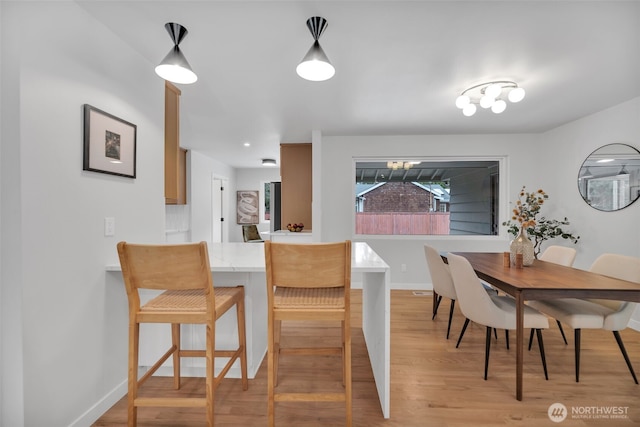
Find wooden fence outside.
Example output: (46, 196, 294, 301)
(355, 212, 450, 235)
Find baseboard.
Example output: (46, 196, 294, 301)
(68, 378, 128, 427)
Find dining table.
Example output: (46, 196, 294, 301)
(450, 252, 640, 401)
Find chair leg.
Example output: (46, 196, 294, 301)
(575, 329, 581, 382)
(341, 320, 346, 386)
(206, 321, 215, 427)
(344, 318, 353, 426)
(494, 328, 498, 340)
(612, 331, 639, 384)
(171, 323, 181, 389)
(236, 293, 249, 390)
(505, 330, 509, 350)
(456, 318, 470, 348)
(128, 322, 139, 427)
(432, 295, 442, 320)
(536, 329, 549, 380)
(432, 291, 438, 317)
(557, 320, 568, 345)
(274, 319, 282, 387)
(267, 316, 276, 427)
(484, 326, 492, 380)
(528, 328, 534, 351)
(446, 300, 455, 339)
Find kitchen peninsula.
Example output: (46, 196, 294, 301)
(107, 241, 391, 418)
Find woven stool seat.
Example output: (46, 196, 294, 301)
(274, 287, 345, 309)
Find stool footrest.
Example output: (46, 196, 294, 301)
(134, 397, 207, 408)
(275, 392, 346, 402)
(280, 347, 342, 356)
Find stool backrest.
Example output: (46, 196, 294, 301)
(117, 242, 213, 307)
(265, 241, 351, 289)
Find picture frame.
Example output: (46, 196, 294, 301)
(237, 190, 260, 224)
(83, 104, 137, 178)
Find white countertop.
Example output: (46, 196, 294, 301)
(106, 242, 389, 273)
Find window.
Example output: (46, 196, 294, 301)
(586, 174, 630, 211)
(355, 159, 500, 236)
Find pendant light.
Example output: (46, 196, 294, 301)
(155, 22, 198, 84)
(296, 17, 335, 82)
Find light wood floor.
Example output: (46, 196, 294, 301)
(94, 290, 640, 426)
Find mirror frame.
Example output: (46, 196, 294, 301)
(577, 143, 640, 212)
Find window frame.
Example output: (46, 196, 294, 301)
(352, 155, 508, 239)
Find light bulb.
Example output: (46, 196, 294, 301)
(508, 87, 526, 103)
(491, 99, 507, 114)
(462, 103, 477, 117)
(455, 95, 470, 109)
(485, 83, 502, 99)
(480, 95, 495, 109)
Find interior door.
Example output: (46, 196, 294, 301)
(212, 178, 224, 242)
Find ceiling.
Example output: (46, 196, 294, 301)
(78, 1, 640, 169)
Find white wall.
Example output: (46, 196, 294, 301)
(2, 3, 166, 426)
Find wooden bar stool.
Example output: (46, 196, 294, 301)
(264, 240, 352, 427)
(117, 241, 248, 427)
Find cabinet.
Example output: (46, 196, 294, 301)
(165, 81, 187, 205)
(280, 143, 312, 229)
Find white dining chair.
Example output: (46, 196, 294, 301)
(529, 245, 578, 345)
(527, 253, 640, 383)
(539, 245, 577, 266)
(425, 245, 460, 339)
(425, 245, 500, 344)
(447, 253, 550, 380)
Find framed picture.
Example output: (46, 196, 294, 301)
(237, 190, 259, 224)
(83, 104, 137, 178)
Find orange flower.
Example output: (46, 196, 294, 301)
(511, 186, 548, 226)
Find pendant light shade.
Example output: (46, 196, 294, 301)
(155, 22, 197, 84)
(296, 17, 335, 82)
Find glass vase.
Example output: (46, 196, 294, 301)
(510, 226, 535, 266)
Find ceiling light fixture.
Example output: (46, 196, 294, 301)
(455, 80, 525, 117)
(262, 158, 277, 167)
(296, 16, 335, 82)
(155, 22, 198, 85)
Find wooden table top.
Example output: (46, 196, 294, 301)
(452, 252, 640, 302)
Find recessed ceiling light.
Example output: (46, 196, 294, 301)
(243, 142, 251, 147)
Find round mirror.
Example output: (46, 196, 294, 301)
(578, 143, 640, 211)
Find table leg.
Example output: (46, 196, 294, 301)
(516, 292, 524, 401)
